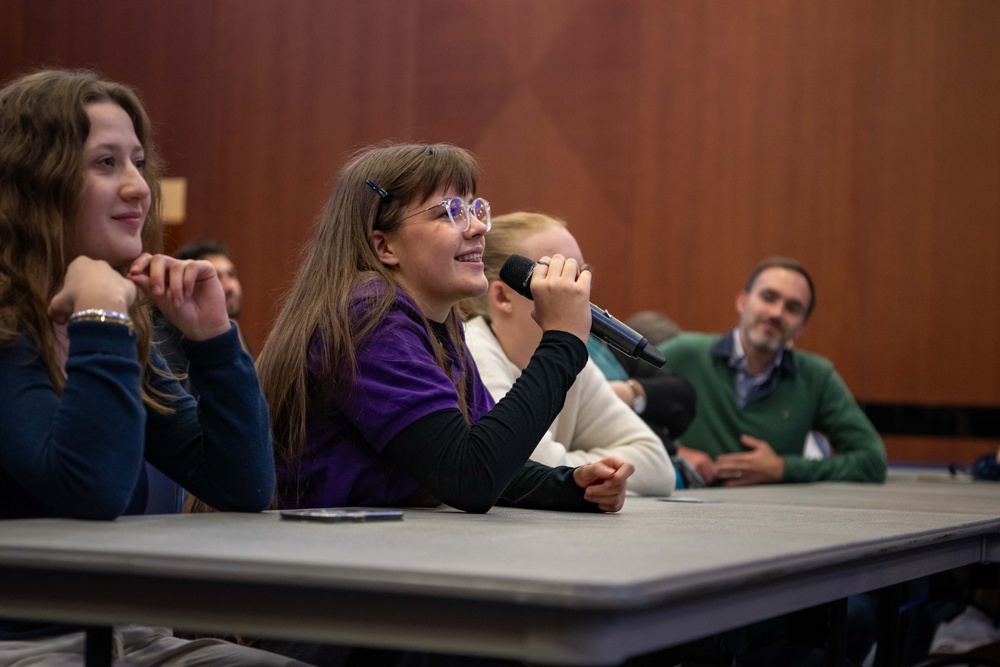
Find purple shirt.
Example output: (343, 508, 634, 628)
(277, 288, 495, 508)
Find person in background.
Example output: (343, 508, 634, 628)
(587, 309, 700, 485)
(653, 256, 886, 667)
(659, 255, 887, 487)
(626, 311, 682, 347)
(0, 68, 307, 666)
(629, 311, 831, 469)
(971, 446, 1000, 481)
(256, 143, 633, 516)
(173, 239, 244, 320)
(461, 211, 675, 497)
(155, 239, 250, 389)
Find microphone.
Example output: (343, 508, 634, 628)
(499, 254, 666, 368)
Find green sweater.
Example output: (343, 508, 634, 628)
(659, 332, 886, 483)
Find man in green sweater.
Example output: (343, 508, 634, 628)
(659, 256, 887, 486)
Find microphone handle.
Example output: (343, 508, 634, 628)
(590, 305, 666, 368)
(497, 253, 666, 368)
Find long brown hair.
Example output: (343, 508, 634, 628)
(257, 142, 481, 466)
(0, 69, 168, 409)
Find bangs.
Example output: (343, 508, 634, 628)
(410, 145, 479, 204)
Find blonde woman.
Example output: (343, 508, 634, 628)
(461, 211, 676, 496)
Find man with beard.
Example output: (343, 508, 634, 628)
(659, 256, 886, 487)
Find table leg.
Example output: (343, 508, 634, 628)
(874, 584, 903, 667)
(828, 597, 848, 667)
(84, 625, 112, 667)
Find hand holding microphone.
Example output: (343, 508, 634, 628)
(519, 254, 592, 344)
(500, 254, 667, 368)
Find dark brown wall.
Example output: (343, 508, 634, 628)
(3, 1, 998, 420)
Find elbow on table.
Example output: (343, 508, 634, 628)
(836, 454, 888, 484)
(199, 468, 276, 512)
(422, 475, 502, 514)
(868, 457, 889, 484)
(211, 483, 275, 513)
(441, 493, 496, 515)
(856, 445, 889, 484)
(459, 505, 493, 515)
(204, 452, 277, 512)
(64, 491, 133, 521)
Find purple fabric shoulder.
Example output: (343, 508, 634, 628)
(279, 284, 493, 509)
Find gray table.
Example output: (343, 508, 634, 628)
(0, 483, 997, 665)
(673, 476, 1000, 516)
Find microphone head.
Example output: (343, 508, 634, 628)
(499, 254, 537, 300)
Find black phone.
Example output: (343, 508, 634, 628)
(279, 508, 404, 523)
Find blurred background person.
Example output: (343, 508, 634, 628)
(658, 255, 886, 488)
(154, 239, 249, 396)
(588, 308, 700, 486)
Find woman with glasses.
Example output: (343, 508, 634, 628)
(460, 211, 676, 497)
(257, 142, 633, 514)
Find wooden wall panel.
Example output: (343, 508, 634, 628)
(0, 0, 218, 255)
(866, 0, 1000, 405)
(883, 436, 1000, 467)
(198, 1, 423, 347)
(0, 1, 28, 67)
(458, 1, 642, 312)
(1, 0, 998, 409)
(632, 1, 874, 390)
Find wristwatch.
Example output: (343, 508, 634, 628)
(626, 379, 647, 415)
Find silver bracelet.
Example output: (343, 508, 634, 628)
(67, 308, 135, 336)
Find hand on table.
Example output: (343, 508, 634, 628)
(714, 435, 784, 486)
(676, 445, 719, 486)
(573, 456, 634, 512)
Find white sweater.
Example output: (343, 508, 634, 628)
(465, 316, 676, 496)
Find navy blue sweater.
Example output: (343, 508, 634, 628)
(0, 320, 274, 638)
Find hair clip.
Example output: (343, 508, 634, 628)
(365, 179, 389, 201)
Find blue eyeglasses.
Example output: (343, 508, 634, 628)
(400, 197, 491, 233)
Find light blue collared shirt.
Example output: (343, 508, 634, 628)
(729, 330, 784, 408)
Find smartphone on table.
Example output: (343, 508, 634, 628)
(279, 508, 404, 523)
